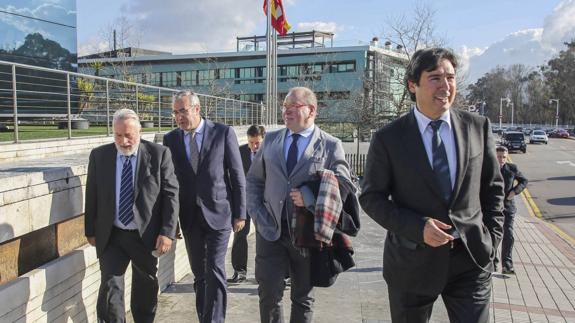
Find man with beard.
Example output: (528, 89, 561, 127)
(85, 108, 179, 323)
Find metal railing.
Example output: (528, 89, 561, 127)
(0, 60, 269, 143)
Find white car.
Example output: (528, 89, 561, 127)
(530, 130, 548, 144)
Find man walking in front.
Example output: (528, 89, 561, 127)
(163, 91, 246, 323)
(228, 125, 266, 284)
(360, 48, 504, 323)
(85, 108, 179, 323)
(247, 86, 354, 323)
(494, 146, 528, 275)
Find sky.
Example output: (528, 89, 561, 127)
(72, 0, 575, 84)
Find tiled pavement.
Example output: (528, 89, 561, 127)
(134, 192, 575, 323)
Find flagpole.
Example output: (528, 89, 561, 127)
(265, 0, 272, 125)
(272, 28, 278, 124)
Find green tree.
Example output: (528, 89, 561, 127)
(542, 41, 575, 126)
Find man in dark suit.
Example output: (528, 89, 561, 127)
(494, 146, 528, 275)
(85, 108, 179, 323)
(360, 48, 505, 323)
(247, 87, 354, 323)
(163, 91, 246, 323)
(227, 125, 266, 284)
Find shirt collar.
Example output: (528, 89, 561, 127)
(287, 124, 315, 138)
(413, 106, 452, 134)
(116, 146, 139, 161)
(183, 118, 205, 135)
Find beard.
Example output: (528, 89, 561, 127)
(115, 141, 139, 156)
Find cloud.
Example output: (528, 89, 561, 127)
(295, 21, 340, 34)
(0, 2, 76, 51)
(463, 0, 575, 84)
(106, 0, 264, 54)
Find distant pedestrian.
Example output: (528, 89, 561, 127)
(494, 146, 528, 275)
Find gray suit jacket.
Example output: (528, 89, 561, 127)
(246, 126, 352, 241)
(359, 108, 505, 295)
(84, 140, 180, 257)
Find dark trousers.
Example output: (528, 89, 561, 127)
(231, 217, 251, 274)
(182, 209, 231, 323)
(495, 210, 516, 271)
(388, 242, 492, 323)
(97, 227, 158, 323)
(255, 226, 314, 323)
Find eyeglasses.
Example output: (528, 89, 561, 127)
(171, 107, 193, 117)
(281, 104, 309, 112)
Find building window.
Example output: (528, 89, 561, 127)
(219, 68, 236, 79)
(181, 71, 196, 86)
(198, 70, 215, 85)
(330, 61, 356, 73)
(148, 72, 162, 86)
(163, 72, 177, 87)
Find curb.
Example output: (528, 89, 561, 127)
(520, 189, 575, 246)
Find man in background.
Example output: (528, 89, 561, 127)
(494, 146, 528, 275)
(228, 125, 266, 284)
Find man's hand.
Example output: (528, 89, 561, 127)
(155, 235, 173, 255)
(507, 191, 516, 200)
(289, 189, 305, 207)
(86, 236, 96, 247)
(423, 219, 454, 247)
(233, 219, 246, 233)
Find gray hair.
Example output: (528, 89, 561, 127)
(173, 90, 201, 106)
(285, 86, 317, 108)
(113, 108, 140, 127)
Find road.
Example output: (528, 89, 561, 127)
(507, 137, 575, 239)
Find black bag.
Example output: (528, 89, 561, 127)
(309, 246, 355, 287)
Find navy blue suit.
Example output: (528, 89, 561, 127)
(163, 119, 246, 323)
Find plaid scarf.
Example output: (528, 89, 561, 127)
(292, 169, 343, 249)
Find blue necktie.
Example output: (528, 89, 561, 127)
(286, 133, 300, 175)
(118, 155, 134, 226)
(429, 120, 452, 202)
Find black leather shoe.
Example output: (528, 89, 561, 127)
(502, 269, 516, 275)
(227, 272, 246, 283)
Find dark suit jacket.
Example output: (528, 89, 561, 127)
(501, 163, 528, 214)
(359, 108, 505, 295)
(84, 140, 180, 258)
(163, 119, 246, 231)
(239, 144, 252, 175)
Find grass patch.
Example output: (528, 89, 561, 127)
(0, 125, 172, 142)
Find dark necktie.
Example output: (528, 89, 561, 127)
(189, 130, 199, 173)
(286, 133, 300, 175)
(429, 120, 452, 202)
(118, 155, 134, 226)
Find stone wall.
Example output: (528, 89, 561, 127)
(0, 125, 277, 322)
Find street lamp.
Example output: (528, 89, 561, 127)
(499, 97, 510, 130)
(510, 102, 514, 127)
(549, 99, 559, 129)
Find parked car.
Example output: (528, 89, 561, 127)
(530, 130, 548, 144)
(549, 129, 570, 138)
(501, 131, 527, 153)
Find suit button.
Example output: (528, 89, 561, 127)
(287, 181, 291, 184)
(280, 200, 283, 204)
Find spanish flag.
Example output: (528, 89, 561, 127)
(263, 0, 291, 35)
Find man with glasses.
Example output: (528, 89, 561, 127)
(163, 91, 246, 323)
(247, 87, 354, 323)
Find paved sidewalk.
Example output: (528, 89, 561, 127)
(140, 193, 575, 323)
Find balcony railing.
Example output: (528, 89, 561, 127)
(0, 60, 270, 143)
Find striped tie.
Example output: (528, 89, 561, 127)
(118, 155, 134, 226)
